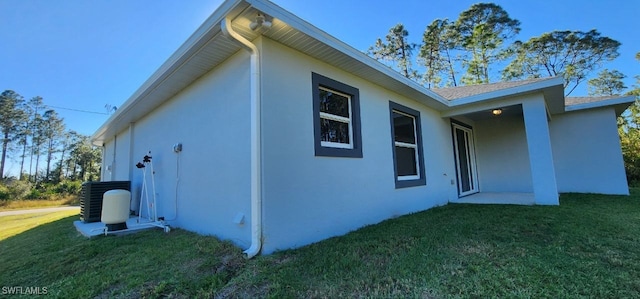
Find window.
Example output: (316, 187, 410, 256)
(312, 73, 362, 158)
(389, 101, 426, 188)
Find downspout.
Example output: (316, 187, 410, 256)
(221, 16, 262, 258)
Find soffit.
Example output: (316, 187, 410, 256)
(93, 1, 451, 144)
(92, 2, 250, 144)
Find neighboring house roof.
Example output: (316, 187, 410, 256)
(91, 0, 634, 144)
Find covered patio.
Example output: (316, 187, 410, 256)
(437, 78, 566, 206)
(449, 192, 535, 205)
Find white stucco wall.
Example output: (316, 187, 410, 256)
(101, 127, 131, 181)
(101, 50, 253, 248)
(101, 141, 113, 181)
(550, 107, 629, 194)
(473, 113, 533, 193)
(259, 37, 457, 254)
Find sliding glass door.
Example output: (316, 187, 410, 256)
(452, 123, 479, 196)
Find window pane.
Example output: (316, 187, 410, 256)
(395, 146, 418, 176)
(319, 89, 350, 117)
(320, 118, 350, 144)
(393, 112, 416, 144)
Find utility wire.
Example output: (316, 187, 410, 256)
(45, 105, 111, 115)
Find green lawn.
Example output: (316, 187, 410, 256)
(0, 210, 79, 240)
(1, 191, 640, 298)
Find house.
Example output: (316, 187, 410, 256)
(91, 0, 634, 257)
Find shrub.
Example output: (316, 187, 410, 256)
(7, 180, 32, 200)
(56, 180, 82, 195)
(27, 189, 43, 200)
(0, 184, 9, 201)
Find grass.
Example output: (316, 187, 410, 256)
(0, 196, 79, 211)
(0, 210, 79, 240)
(1, 191, 640, 298)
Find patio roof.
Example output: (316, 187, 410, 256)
(565, 95, 635, 116)
(432, 78, 556, 101)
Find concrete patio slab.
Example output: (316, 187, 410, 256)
(450, 192, 536, 205)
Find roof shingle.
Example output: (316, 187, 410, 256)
(565, 96, 622, 106)
(432, 77, 555, 100)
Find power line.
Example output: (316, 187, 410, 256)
(45, 105, 111, 115)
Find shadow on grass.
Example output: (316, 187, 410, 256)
(0, 215, 247, 298)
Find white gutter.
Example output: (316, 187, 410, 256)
(221, 16, 262, 259)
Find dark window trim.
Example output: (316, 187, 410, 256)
(451, 118, 473, 130)
(312, 72, 363, 158)
(389, 101, 426, 188)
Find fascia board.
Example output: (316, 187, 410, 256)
(565, 95, 636, 113)
(246, 0, 450, 107)
(446, 77, 565, 107)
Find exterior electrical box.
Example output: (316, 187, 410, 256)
(80, 181, 131, 223)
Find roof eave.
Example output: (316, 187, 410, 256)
(92, 0, 454, 146)
(565, 95, 636, 116)
(246, 0, 450, 109)
(445, 77, 565, 112)
(91, 0, 248, 145)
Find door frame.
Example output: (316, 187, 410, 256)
(451, 121, 480, 197)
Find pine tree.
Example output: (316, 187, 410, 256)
(42, 110, 65, 181)
(587, 69, 627, 96)
(0, 90, 26, 178)
(419, 19, 459, 88)
(368, 23, 419, 80)
(503, 29, 620, 95)
(455, 3, 520, 85)
(27, 96, 46, 183)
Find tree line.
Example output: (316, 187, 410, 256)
(368, 3, 622, 95)
(0, 90, 101, 189)
(368, 2, 640, 184)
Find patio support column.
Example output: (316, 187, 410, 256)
(522, 98, 559, 205)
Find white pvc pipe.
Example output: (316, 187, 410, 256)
(221, 16, 262, 259)
(112, 135, 117, 181)
(128, 123, 135, 184)
(149, 153, 158, 221)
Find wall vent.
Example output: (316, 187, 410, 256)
(80, 181, 131, 223)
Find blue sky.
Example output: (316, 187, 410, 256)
(1, 0, 638, 141)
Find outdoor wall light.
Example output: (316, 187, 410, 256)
(492, 108, 503, 116)
(249, 14, 272, 31)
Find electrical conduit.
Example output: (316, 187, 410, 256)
(221, 16, 262, 259)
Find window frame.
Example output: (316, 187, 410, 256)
(389, 101, 426, 188)
(312, 73, 362, 158)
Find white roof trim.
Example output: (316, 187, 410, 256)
(92, 0, 246, 144)
(447, 77, 565, 107)
(565, 95, 636, 112)
(91, 0, 630, 145)
(246, 0, 450, 106)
